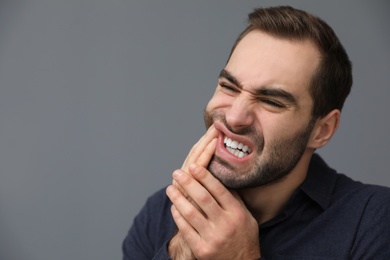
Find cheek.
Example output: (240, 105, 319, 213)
(263, 116, 310, 146)
(204, 96, 220, 126)
(255, 113, 293, 142)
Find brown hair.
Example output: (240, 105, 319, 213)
(229, 6, 352, 118)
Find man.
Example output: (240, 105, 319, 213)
(123, 6, 390, 259)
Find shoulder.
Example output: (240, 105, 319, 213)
(332, 179, 390, 229)
(349, 184, 390, 258)
(138, 187, 175, 234)
(361, 183, 390, 197)
(139, 187, 173, 222)
(332, 172, 390, 210)
(122, 187, 176, 257)
(357, 184, 390, 212)
(336, 175, 390, 204)
(145, 187, 171, 208)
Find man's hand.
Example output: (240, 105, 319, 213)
(175, 125, 218, 184)
(168, 125, 218, 259)
(166, 125, 260, 259)
(171, 125, 218, 204)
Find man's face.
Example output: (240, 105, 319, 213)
(204, 30, 321, 189)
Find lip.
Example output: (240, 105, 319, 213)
(213, 121, 255, 165)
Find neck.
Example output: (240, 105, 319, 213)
(237, 151, 313, 224)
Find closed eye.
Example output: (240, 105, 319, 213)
(260, 98, 285, 108)
(220, 83, 239, 93)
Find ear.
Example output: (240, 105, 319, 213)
(308, 109, 340, 149)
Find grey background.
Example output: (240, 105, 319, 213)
(0, 1, 388, 259)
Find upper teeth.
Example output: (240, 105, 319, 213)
(224, 137, 251, 158)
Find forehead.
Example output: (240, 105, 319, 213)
(226, 30, 321, 100)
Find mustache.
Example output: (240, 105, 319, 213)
(222, 117, 255, 136)
(204, 109, 265, 156)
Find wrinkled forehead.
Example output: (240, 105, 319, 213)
(226, 30, 321, 100)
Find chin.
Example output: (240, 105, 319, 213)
(208, 159, 255, 189)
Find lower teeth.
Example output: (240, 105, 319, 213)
(227, 147, 247, 158)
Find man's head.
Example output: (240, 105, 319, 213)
(204, 6, 352, 189)
(229, 6, 352, 118)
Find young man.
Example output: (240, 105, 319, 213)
(123, 6, 390, 259)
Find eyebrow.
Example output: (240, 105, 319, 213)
(218, 69, 298, 106)
(219, 69, 242, 88)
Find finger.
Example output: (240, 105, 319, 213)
(172, 178, 203, 215)
(175, 126, 217, 203)
(172, 168, 221, 221)
(166, 184, 207, 229)
(170, 205, 201, 250)
(195, 138, 217, 168)
(188, 164, 240, 213)
(182, 125, 216, 169)
(182, 125, 218, 171)
(172, 179, 187, 197)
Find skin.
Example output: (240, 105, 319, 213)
(166, 30, 340, 259)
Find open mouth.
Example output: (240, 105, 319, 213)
(224, 136, 252, 158)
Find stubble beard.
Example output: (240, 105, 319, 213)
(204, 110, 316, 190)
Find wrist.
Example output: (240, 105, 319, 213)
(168, 232, 195, 260)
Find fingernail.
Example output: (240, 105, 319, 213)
(166, 185, 174, 195)
(172, 170, 182, 179)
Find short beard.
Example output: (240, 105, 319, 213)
(205, 109, 316, 189)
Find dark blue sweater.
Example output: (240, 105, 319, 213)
(123, 154, 390, 259)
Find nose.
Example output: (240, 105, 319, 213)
(225, 95, 255, 132)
